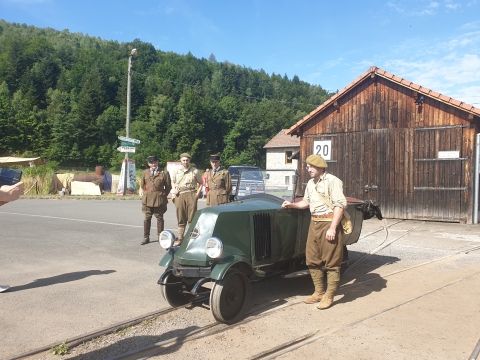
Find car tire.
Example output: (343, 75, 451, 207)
(161, 272, 194, 307)
(210, 269, 251, 324)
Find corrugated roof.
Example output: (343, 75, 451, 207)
(287, 66, 480, 135)
(264, 129, 300, 148)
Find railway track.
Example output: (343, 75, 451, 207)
(12, 221, 480, 360)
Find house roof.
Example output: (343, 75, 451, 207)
(287, 66, 480, 135)
(264, 129, 300, 148)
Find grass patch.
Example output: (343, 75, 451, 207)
(51, 342, 69, 356)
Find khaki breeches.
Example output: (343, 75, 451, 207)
(174, 191, 197, 226)
(306, 220, 344, 269)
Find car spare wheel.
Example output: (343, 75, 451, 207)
(210, 269, 251, 324)
(161, 272, 194, 307)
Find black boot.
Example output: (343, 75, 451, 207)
(156, 217, 164, 241)
(141, 219, 151, 245)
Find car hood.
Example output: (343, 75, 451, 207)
(173, 194, 283, 266)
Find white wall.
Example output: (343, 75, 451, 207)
(265, 147, 298, 190)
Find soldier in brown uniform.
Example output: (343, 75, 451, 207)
(206, 153, 232, 206)
(140, 156, 172, 245)
(171, 153, 202, 245)
(281, 154, 347, 310)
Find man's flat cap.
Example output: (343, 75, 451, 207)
(147, 155, 158, 163)
(305, 154, 328, 168)
(179, 152, 191, 159)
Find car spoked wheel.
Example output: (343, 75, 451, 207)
(210, 270, 250, 324)
(161, 272, 194, 307)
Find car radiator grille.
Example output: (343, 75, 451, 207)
(253, 213, 272, 260)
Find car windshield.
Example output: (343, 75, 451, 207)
(232, 169, 295, 201)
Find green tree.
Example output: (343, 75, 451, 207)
(0, 81, 14, 154)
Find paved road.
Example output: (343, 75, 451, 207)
(0, 198, 204, 359)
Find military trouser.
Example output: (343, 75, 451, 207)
(305, 220, 343, 309)
(174, 191, 197, 241)
(306, 220, 344, 269)
(143, 205, 167, 241)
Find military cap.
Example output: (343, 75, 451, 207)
(209, 153, 221, 161)
(147, 155, 158, 163)
(306, 154, 328, 168)
(179, 152, 191, 159)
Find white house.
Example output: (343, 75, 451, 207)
(263, 129, 299, 191)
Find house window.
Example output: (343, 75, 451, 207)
(285, 151, 292, 164)
(285, 176, 290, 185)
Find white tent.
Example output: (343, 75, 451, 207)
(0, 156, 42, 166)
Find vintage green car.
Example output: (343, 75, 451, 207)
(158, 170, 381, 324)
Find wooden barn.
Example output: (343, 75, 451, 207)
(287, 66, 480, 224)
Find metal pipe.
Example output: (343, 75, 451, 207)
(474, 133, 480, 224)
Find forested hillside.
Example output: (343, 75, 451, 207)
(0, 20, 330, 169)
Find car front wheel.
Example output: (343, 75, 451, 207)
(161, 272, 194, 307)
(210, 269, 250, 324)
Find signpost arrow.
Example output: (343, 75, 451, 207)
(120, 140, 137, 147)
(118, 136, 141, 144)
(117, 146, 136, 153)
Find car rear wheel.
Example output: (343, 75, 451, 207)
(210, 269, 250, 324)
(161, 272, 194, 307)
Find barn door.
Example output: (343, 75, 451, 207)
(361, 129, 412, 219)
(362, 130, 386, 204)
(412, 126, 464, 221)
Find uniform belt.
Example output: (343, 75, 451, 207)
(179, 189, 196, 194)
(311, 213, 333, 221)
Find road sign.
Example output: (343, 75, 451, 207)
(120, 140, 137, 147)
(118, 136, 141, 144)
(117, 146, 136, 153)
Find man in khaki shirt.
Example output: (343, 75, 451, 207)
(282, 154, 346, 310)
(171, 153, 202, 245)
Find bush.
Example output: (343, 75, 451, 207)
(22, 162, 58, 195)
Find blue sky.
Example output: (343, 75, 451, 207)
(1, 0, 480, 105)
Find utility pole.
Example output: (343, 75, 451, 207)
(123, 48, 137, 195)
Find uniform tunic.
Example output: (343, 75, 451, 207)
(206, 167, 232, 206)
(141, 169, 172, 219)
(303, 172, 347, 269)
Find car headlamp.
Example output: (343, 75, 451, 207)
(205, 237, 223, 259)
(159, 230, 176, 249)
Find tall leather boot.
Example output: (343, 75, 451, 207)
(156, 217, 164, 239)
(175, 225, 185, 246)
(141, 219, 151, 245)
(317, 268, 340, 309)
(304, 268, 325, 304)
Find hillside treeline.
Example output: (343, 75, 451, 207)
(0, 20, 330, 170)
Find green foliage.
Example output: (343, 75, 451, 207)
(0, 20, 331, 167)
(52, 342, 69, 356)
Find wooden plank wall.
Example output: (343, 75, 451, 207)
(297, 76, 477, 223)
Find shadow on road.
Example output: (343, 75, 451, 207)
(328, 250, 399, 305)
(67, 326, 200, 360)
(248, 250, 399, 315)
(6, 269, 116, 292)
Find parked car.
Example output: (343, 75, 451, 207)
(158, 171, 382, 324)
(228, 166, 265, 199)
